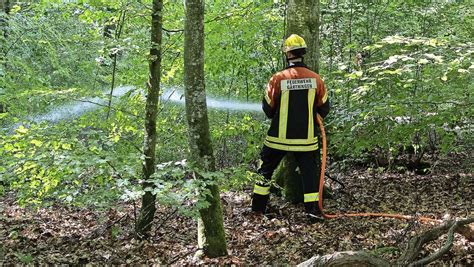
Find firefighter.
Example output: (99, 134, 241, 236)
(252, 34, 330, 223)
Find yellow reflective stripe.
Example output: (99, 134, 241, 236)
(253, 184, 270, 195)
(304, 192, 319, 203)
(322, 90, 328, 103)
(278, 90, 290, 139)
(264, 91, 272, 105)
(265, 136, 318, 145)
(264, 140, 318, 152)
(307, 89, 316, 139)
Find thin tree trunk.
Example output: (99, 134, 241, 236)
(106, 8, 127, 119)
(328, 0, 338, 71)
(135, 0, 162, 238)
(184, 0, 227, 258)
(275, 0, 322, 203)
(346, 0, 354, 107)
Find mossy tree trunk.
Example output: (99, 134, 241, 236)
(274, 0, 322, 203)
(135, 0, 162, 238)
(184, 0, 227, 258)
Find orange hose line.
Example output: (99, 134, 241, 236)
(316, 115, 441, 224)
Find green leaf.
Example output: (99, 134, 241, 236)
(30, 139, 43, 147)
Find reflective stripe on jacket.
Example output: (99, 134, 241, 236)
(262, 62, 330, 152)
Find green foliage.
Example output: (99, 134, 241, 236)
(328, 35, 473, 164)
(320, 0, 473, 166)
(2, 3, 104, 91)
(0, 90, 192, 206)
(212, 113, 266, 165)
(120, 159, 226, 218)
(204, 1, 284, 100)
(14, 252, 33, 264)
(1, 0, 472, 209)
(1, 121, 133, 205)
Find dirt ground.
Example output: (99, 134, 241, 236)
(0, 166, 472, 265)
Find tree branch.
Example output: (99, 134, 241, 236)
(162, 27, 183, 33)
(204, 2, 252, 23)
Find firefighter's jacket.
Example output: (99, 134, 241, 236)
(262, 62, 330, 152)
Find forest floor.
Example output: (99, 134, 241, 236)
(1, 158, 473, 265)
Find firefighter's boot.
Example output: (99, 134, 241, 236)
(252, 184, 270, 214)
(251, 194, 269, 214)
(304, 202, 324, 224)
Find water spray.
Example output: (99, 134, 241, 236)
(4, 86, 261, 133)
(161, 89, 261, 112)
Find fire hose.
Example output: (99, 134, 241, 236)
(316, 114, 440, 223)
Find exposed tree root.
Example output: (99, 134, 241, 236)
(299, 217, 474, 267)
(403, 217, 474, 266)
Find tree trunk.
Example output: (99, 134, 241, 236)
(286, 0, 320, 72)
(184, 0, 227, 258)
(275, 0, 322, 203)
(135, 0, 162, 238)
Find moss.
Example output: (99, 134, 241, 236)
(197, 184, 228, 257)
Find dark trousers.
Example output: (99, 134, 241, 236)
(252, 145, 321, 213)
